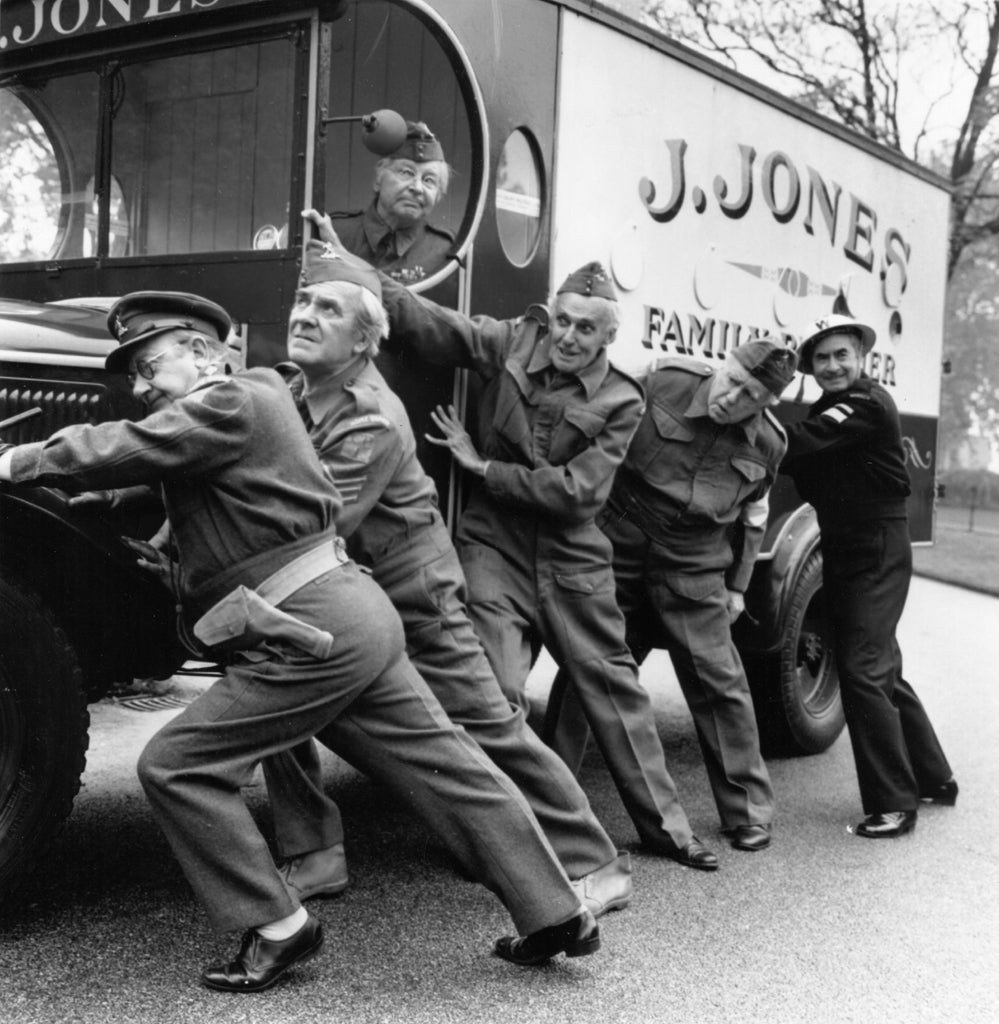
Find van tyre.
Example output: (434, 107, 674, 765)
(0, 574, 89, 901)
(746, 550, 845, 756)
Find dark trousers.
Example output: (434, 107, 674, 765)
(265, 513, 618, 880)
(137, 561, 581, 935)
(822, 519, 952, 813)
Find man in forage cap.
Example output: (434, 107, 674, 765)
(260, 238, 633, 934)
(0, 287, 605, 986)
(307, 211, 723, 871)
(547, 338, 799, 860)
(326, 120, 454, 284)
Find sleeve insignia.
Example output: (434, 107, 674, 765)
(340, 431, 376, 462)
(820, 403, 852, 424)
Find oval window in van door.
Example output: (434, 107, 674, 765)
(496, 128, 544, 267)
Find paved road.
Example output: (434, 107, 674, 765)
(2, 577, 996, 1024)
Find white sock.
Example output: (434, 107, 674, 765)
(256, 906, 308, 941)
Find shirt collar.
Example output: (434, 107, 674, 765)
(363, 203, 420, 258)
(685, 374, 763, 442)
(526, 342, 610, 399)
(301, 354, 369, 422)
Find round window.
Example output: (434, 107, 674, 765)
(495, 128, 544, 267)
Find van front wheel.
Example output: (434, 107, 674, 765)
(0, 574, 89, 901)
(746, 550, 845, 756)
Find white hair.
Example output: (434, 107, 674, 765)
(353, 287, 390, 358)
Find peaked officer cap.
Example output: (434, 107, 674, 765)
(556, 262, 618, 302)
(299, 240, 383, 301)
(798, 314, 876, 374)
(106, 291, 232, 373)
(389, 121, 445, 163)
(731, 338, 798, 396)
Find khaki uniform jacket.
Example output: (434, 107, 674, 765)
(379, 277, 645, 571)
(609, 358, 786, 592)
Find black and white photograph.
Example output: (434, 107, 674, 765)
(1, 2, 996, 1022)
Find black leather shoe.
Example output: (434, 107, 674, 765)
(921, 778, 958, 806)
(849, 809, 917, 839)
(728, 824, 772, 852)
(202, 914, 324, 992)
(663, 837, 719, 871)
(494, 908, 600, 966)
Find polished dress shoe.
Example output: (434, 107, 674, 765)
(279, 842, 349, 900)
(921, 778, 959, 806)
(494, 908, 600, 966)
(849, 809, 917, 839)
(202, 914, 324, 992)
(661, 836, 719, 871)
(571, 851, 632, 917)
(728, 824, 772, 852)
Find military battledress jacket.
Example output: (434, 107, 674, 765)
(378, 279, 645, 573)
(608, 357, 786, 591)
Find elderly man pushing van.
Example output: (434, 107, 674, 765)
(0, 289, 601, 990)
(306, 214, 718, 870)
(262, 234, 632, 920)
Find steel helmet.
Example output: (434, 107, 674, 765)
(798, 314, 876, 375)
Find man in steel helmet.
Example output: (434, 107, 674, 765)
(780, 314, 956, 839)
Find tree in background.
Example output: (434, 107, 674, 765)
(638, 0, 999, 460)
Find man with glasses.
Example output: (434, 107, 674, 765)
(0, 290, 601, 991)
(330, 120, 454, 284)
(546, 341, 797, 856)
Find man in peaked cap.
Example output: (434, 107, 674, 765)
(328, 120, 454, 284)
(0, 288, 604, 987)
(781, 315, 955, 840)
(260, 238, 632, 923)
(546, 338, 798, 858)
(312, 224, 720, 870)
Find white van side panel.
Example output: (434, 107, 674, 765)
(552, 11, 949, 419)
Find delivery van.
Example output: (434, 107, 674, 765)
(0, 0, 950, 896)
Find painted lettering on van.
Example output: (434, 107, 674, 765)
(0, 0, 223, 50)
(638, 140, 910, 302)
(641, 305, 898, 387)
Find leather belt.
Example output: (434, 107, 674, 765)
(256, 536, 349, 607)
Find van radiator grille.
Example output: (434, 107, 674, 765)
(0, 379, 111, 444)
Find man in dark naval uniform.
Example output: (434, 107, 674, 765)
(545, 340, 796, 856)
(780, 314, 956, 839)
(330, 120, 454, 284)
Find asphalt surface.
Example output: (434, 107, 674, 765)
(1, 575, 996, 1024)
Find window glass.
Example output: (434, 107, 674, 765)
(496, 128, 543, 266)
(112, 37, 297, 256)
(323, 0, 474, 284)
(0, 78, 98, 263)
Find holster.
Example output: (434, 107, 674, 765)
(192, 538, 346, 659)
(193, 585, 335, 659)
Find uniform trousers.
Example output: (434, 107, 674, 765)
(546, 513, 775, 830)
(137, 560, 581, 935)
(821, 518, 952, 813)
(264, 511, 619, 880)
(458, 530, 695, 852)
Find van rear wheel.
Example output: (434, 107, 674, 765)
(747, 550, 845, 756)
(0, 575, 89, 901)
